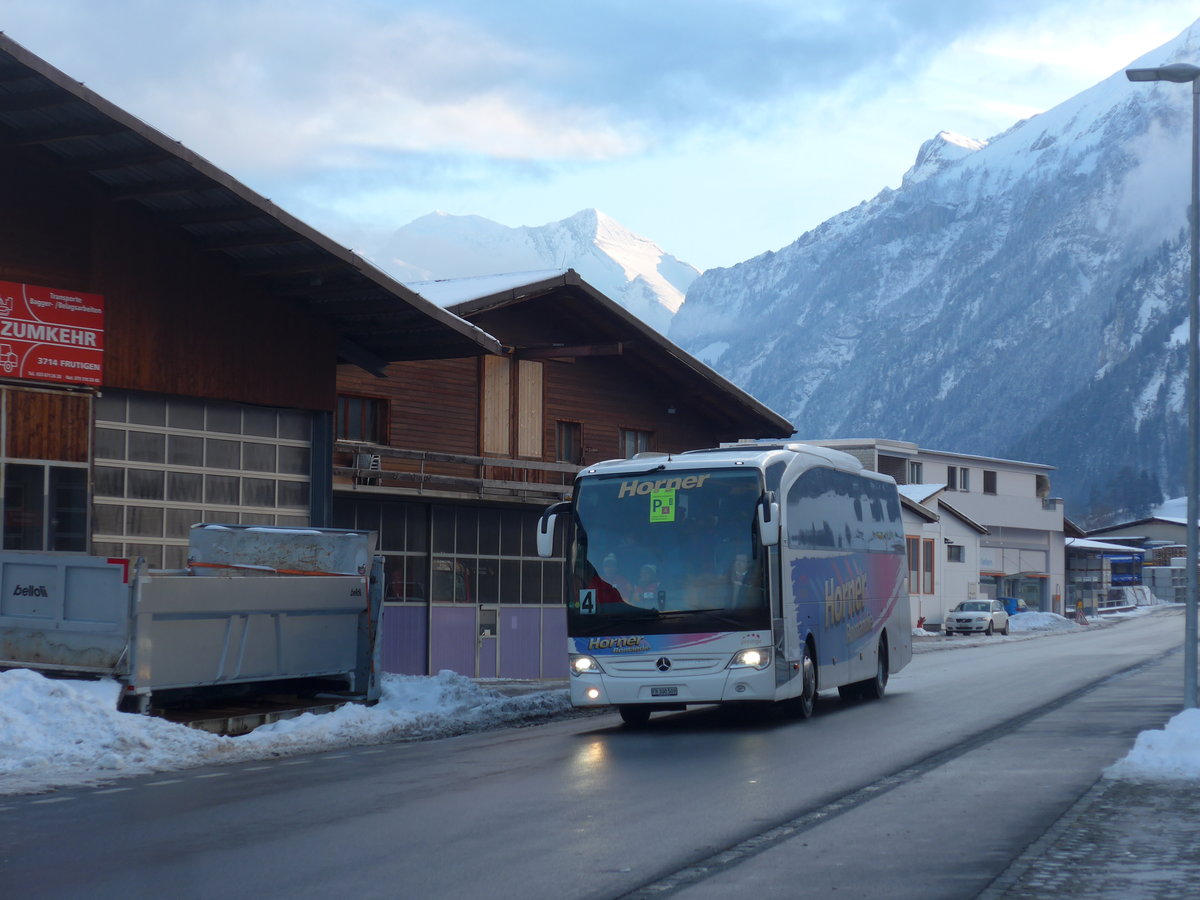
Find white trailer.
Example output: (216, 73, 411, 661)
(0, 524, 383, 713)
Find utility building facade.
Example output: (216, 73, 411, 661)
(0, 35, 498, 567)
(807, 439, 1066, 615)
(330, 271, 794, 679)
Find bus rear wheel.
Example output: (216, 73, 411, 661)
(618, 705, 651, 727)
(859, 640, 889, 701)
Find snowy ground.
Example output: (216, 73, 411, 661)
(1, 607, 1194, 796)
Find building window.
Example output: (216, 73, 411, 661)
(336, 395, 387, 443)
(907, 536, 920, 591)
(947, 544, 965, 563)
(906, 461, 923, 484)
(908, 536, 935, 593)
(983, 470, 997, 494)
(946, 466, 969, 491)
(2, 464, 87, 552)
(556, 421, 582, 464)
(620, 429, 652, 458)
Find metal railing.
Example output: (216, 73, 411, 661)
(334, 441, 579, 500)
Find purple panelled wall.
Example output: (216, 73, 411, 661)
(380, 605, 570, 678)
(380, 605, 428, 675)
(498, 607, 542, 678)
(541, 608, 568, 677)
(430, 606, 477, 675)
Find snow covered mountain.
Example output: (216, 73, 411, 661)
(371, 209, 698, 334)
(669, 20, 1200, 514)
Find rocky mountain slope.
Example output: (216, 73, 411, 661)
(669, 21, 1200, 513)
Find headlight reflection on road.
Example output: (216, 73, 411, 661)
(567, 739, 610, 799)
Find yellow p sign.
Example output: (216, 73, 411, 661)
(650, 489, 676, 522)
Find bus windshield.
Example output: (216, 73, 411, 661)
(568, 467, 769, 636)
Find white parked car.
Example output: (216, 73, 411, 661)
(943, 600, 1009, 636)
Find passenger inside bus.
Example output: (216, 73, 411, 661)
(600, 553, 632, 602)
(632, 564, 660, 609)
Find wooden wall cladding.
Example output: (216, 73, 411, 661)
(0, 146, 91, 288)
(0, 144, 335, 412)
(91, 202, 335, 410)
(337, 348, 737, 468)
(337, 358, 481, 456)
(3, 387, 90, 462)
(544, 355, 729, 464)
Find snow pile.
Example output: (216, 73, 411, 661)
(912, 627, 937, 636)
(0, 668, 571, 796)
(237, 670, 572, 753)
(1009, 612, 1080, 633)
(0, 668, 223, 785)
(1108, 708, 1200, 781)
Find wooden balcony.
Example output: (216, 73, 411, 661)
(334, 441, 578, 502)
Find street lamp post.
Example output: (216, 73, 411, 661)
(1127, 62, 1200, 709)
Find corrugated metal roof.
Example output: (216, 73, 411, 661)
(0, 33, 501, 372)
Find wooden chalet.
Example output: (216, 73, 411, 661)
(331, 269, 794, 679)
(0, 34, 498, 568)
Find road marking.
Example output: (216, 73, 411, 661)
(92, 787, 133, 795)
(147, 779, 183, 786)
(243, 765, 274, 771)
(30, 796, 74, 805)
(193, 772, 229, 779)
(280, 759, 312, 766)
(620, 649, 1177, 899)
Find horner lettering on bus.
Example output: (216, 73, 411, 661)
(824, 573, 868, 627)
(588, 636, 648, 652)
(617, 474, 710, 498)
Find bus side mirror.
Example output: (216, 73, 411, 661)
(536, 501, 571, 558)
(757, 494, 780, 547)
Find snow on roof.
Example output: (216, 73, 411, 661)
(898, 483, 945, 504)
(406, 270, 568, 308)
(1067, 537, 1147, 554)
(1155, 497, 1188, 519)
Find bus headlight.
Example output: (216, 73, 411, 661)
(729, 648, 771, 670)
(571, 654, 603, 676)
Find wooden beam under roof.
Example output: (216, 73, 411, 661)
(514, 341, 628, 359)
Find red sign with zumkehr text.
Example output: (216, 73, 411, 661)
(0, 281, 104, 386)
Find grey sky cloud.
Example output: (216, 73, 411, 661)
(2, 0, 1195, 267)
(4, 0, 1060, 146)
(399, 0, 1059, 130)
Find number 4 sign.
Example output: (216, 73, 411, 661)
(578, 588, 597, 614)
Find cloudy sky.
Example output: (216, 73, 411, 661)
(2, 1, 1198, 270)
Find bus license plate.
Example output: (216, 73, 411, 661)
(651, 686, 678, 697)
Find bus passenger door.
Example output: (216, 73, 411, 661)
(772, 545, 798, 683)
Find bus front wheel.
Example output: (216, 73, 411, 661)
(786, 643, 818, 719)
(618, 705, 652, 727)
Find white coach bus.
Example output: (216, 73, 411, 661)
(536, 441, 912, 725)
